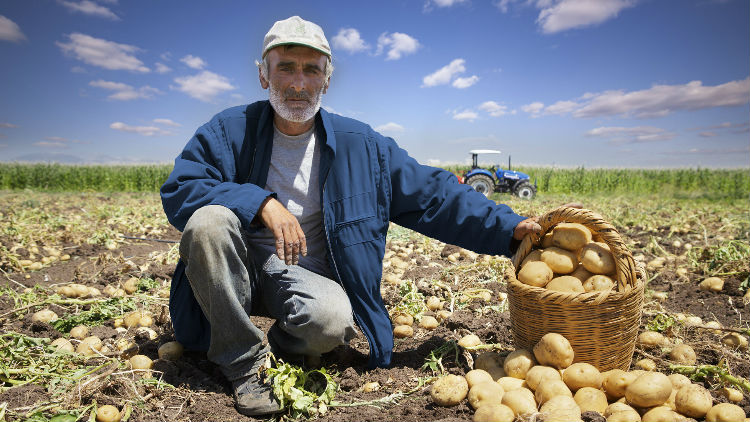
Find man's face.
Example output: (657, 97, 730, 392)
(260, 46, 329, 124)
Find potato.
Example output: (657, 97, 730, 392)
(722, 332, 748, 350)
(608, 410, 642, 422)
(675, 384, 713, 418)
(475, 351, 503, 372)
(668, 344, 696, 365)
(497, 376, 525, 392)
(69, 325, 89, 340)
(135, 327, 158, 340)
(638, 331, 667, 347)
(31, 309, 58, 323)
(583, 274, 615, 292)
(706, 403, 746, 422)
(466, 369, 495, 388)
(552, 223, 592, 251)
(426, 296, 442, 311)
(392, 312, 413, 326)
(625, 372, 672, 408)
(419, 316, 439, 330)
(541, 247, 578, 274)
(540, 395, 582, 422)
(719, 387, 744, 403)
(642, 406, 678, 422)
(541, 232, 554, 248)
(123, 310, 150, 328)
(546, 276, 585, 293)
(458, 334, 482, 349)
(667, 374, 691, 391)
(72, 283, 90, 297)
(472, 403, 515, 422)
(57, 285, 76, 297)
(430, 374, 469, 407)
(96, 404, 121, 422)
(158, 341, 184, 361)
(503, 349, 536, 379)
(581, 242, 615, 275)
(562, 362, 602, 391)
(122, 277, 139, 294)
(129, 354, 153, 370)
(436, 310, 452, 322)
(569, 266, 594, 283)
(533, 333, 574, 369)
(699, 277, 724, 292)
(684, 315, 703, 326)
(468, 381, 505, 409)
(635, 358, 656, 371)
(574, 386, 607, 414)
(501, 387, 536, 417)
(521, 249, 543, 267)
(51, 338, 75, 353)
(535, 378, 572, 405)
(362, 381, 380, 392)
(518, 261, 553, 287)
(77, 336, 103, 356)
(525, 365, 561, 391)
(393, 325, 414, 338)
(605, 402, 638, 418)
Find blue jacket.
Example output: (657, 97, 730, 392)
(160, 101, 526, 369)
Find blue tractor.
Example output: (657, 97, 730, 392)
(461, 150, 537, 199)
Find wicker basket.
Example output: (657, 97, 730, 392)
(507, 206, 644, 372)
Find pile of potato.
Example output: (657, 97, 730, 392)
(430, 332, 747, 422)
(517, 223, 619, 293)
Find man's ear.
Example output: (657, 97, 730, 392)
(258, 67, 269, 90)
(322, 77, 330, 94)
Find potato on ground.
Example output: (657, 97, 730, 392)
(31, 309, 58, 323)
(465, 369, 495, 388)
(503, 349, 536, 379)
(637, 331, 667, 347)
(475, 352, 505, 380)
(541, 247, 578, 274)
(468, 381, 505, 409)
(96, 405, 121, 422)
(625, 372, 672, 408)
(535, 378, 572, 405)
(641, 406, 679, 422)
(570, 266, 593, 283)
(521, 249, 543, 267)
(524, 365, 561, 391)
(393, 325, 413, 338)
(635, 358, 656, 371)
(580, 242, 615, 274)
(673, 384, 713, 419)
(605, 402, 638, 418)
(705, 403, 746, 422)
(51, 338, 74, 353)
(583, 274, 615, 292)
(699, 276, 724, 292)
(129, 354, 154, 370)
(430, 374, 469, 407)
(501, 387, 536, 417)
(552, 223, 592, 251)
(158, 341, 184, 361)
(533, 333, 574, 369)
(573, 386, 607, 414)
(518, 261, 553, 287)
(603, 370, 637, 400)
(546, 276, 585, 293)
(540, 395, 582, 422)
(392, 312, 413, 326)
(562, 362, 602, 391)
(419, 315, 439, 330)
(668, 344, 696, 365)
(472, 403, 515, 422)
(76, 336, 103, 356)
(458, 334, 482, 349)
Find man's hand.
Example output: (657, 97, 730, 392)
(257, 197, 307, 265)
(512, 202, 584, 241)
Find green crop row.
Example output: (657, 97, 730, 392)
(1, 163, 748, 198)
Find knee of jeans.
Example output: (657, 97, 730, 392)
(287, 297, 353, 342)
(183, 205, 238, 241)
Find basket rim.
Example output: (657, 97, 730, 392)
(511, 206, 638, 294)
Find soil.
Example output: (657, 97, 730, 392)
(0, 201, 748, 422)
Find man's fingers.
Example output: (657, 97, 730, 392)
(281, 225, 298, 265)
(273, 228, 285, 261)
(297, 225, 307, 257)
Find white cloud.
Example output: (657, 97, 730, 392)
(537, 0, 636, 34)
(180, 54, 207, 70)
(424, 0, 469, 10)
(71, 66, 87, 73)
(423, 59, 466, 87)
(89, 79, 161, 100)
(374, 122, 405, 133)
(110, 122, 173, 136)
(479, 101, 511, 117)
(376, 32, 420, 60)
(585, 126, 675, 143)
(452, 75, 479, 89)
(0, 123, 18, 128)
(0, 15, 26, 42)
(521, 102, 545, 117)
(34, 141, 68, 148)
(153, 118, 181, 127)
(155, 62, 172, 73)
(699, 132, 717, 138)
(59, 0, 119, 20)
(453, 110, 479, 121)
(56, 33, 150, 73)
(172, 70, 236, 102)
(544, 100, 578, 115)
(332, 28, 369, 53)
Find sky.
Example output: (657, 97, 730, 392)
(0, 0, 748, 168)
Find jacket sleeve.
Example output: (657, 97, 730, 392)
(160, 119, 274, 232)
(382, 135, 526, 257)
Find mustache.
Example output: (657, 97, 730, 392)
(283, 88, 311, 101)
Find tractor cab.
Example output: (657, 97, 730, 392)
(462, 149, 537, 199)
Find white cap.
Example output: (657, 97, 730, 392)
(262, 16, 331, 59)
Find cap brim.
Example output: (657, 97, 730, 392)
(263, 41, 331, 58)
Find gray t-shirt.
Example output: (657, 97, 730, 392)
(247, 124, 332, 278)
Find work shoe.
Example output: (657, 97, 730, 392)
(231, 372, 282, 416)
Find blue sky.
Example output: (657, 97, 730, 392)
(0, 0, 748, 168)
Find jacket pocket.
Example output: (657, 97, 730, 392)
(330, 191, 382, 247)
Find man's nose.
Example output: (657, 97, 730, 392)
(288, 70, 307, 91)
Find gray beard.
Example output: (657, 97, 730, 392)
(268, 82, 323, 123)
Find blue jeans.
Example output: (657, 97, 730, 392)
(179, 205, 357, 380)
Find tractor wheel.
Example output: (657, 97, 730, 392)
(467, 175, 495, 197)
(514, 181, 536, 199)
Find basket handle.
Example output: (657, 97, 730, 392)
(512, 206, 638, 291)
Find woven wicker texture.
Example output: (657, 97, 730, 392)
(508, 206, 644, 371)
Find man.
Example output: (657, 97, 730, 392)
(161, 16, 542, 416)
